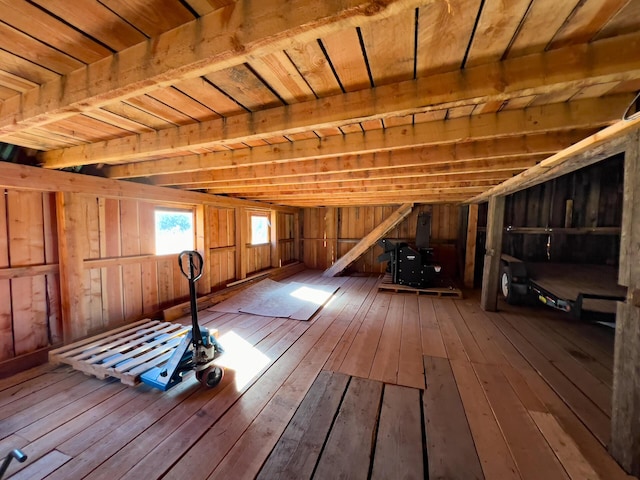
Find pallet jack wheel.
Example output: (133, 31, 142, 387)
(196, 366, 224, 388)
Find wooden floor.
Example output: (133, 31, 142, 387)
(0, 270, 634, 479)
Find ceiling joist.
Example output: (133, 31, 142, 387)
(35, 32, 640, 169)
(0, 0, 431, 136)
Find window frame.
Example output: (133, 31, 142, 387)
(249, 211, 271, 246)
(154, 206, 196, 255)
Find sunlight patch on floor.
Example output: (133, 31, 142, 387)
(215, 331, 271, 391)
(290, 285, 334, 306)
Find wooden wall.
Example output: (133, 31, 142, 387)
(302, 204, 460, 275)
(501, 155, 623, 265)
(470, 155, 624, 286)
(0, 186, 300, 368)
(0, 190, 60, 361)
(208, 207, 236, 288)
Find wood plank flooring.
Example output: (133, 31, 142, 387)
(0, 270, 634, 479)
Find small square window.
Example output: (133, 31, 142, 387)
(251, 215, 270, 245)
(155, 209, 194, 254)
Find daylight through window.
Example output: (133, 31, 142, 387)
(251, 215, 270, 245)
(155, 209, 194, 254)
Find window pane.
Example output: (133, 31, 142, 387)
(251, 215, 269, 244)
(155, 210, 194, 254)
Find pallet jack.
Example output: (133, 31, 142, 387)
(140, 250, 224, 391)
(0, 449, 26, 479)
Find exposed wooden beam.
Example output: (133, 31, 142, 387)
(480, 195, 505, 312)
(610, 129, 640, 476)
(134, 125, 593, 185)
(242, 182, 484, 201)
(140, 94, 625, 186)
(56, 192, 87, 342)
(0, 0, 429, 136)
(464, 204, 479, 288)
(0, 161, 297, 212)
(103, 126, 593, 180)
(154, 155, 543, 187)
(323, 203, 413, 277)
(204, 177, 505, 194)
(468, 116, 640, 203)
(239, 189, 486, 203)
(37, 31, 640, 167)
(272, 195, 467, 207)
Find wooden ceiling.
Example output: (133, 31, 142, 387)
(0, 0, 639, 207)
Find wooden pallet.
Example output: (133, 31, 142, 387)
(48, 319, 192, 386)
(378, 274, 463, 298)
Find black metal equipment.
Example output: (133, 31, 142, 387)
(0, 449, 27, 479)
(140, 250, 224, 390)
(377, 212, 441, 288)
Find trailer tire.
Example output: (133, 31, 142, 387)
(500, 264, 521, 305)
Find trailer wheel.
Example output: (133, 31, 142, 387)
(197, 366, 224, 388)
(500, 265, 520, 305)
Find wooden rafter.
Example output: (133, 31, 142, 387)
(34, 32, 640, 168)
(151, 155, 544, 187)
(0, 160, 296, 211)
(102, 127, 593, 180)
(0, 0, 431, 136)
(204, 177, 508, 194)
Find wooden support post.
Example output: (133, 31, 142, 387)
(293, 211, 301, 262)
(55, 192, 87, 343)
(480, 195, 505, 311)
(235, 207, 247, 281)
(325, 207, 338, 270)
(195, 205, 211, 295)
(270, 209, 279, 268)
(610, 129, 640, 476)
(464, 204, 479, 288)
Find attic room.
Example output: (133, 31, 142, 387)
(0, 0, 639, 478)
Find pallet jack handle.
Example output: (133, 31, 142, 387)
(178, 250, 204, 348)
(0, 449, 27, 479)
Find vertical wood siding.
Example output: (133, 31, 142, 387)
(302, 204, 460, 273)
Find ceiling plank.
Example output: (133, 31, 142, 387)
(506, 0, 580, 58)
(0, 0, 430, 136)
(548, 0, 629, 49)
(104, 127, 591, 180)
(416, 0, 481, 76)
(35, 31, 640, 167)
(360, 9, 415, 87)
(464, 0, 531, 67)
(0, 0, 111, 64)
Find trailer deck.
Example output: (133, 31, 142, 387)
(500, 256, 626, 320)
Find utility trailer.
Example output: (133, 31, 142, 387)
(500, 254, 626, 322)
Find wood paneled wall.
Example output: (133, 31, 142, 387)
(0, 190, 60, 361)
(501, 155, 623, 265)
(277, 212, 297, 267)
(302, 204, 460, 274)
(208, 207, 236, 288)
(0, 189, 300, 367)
